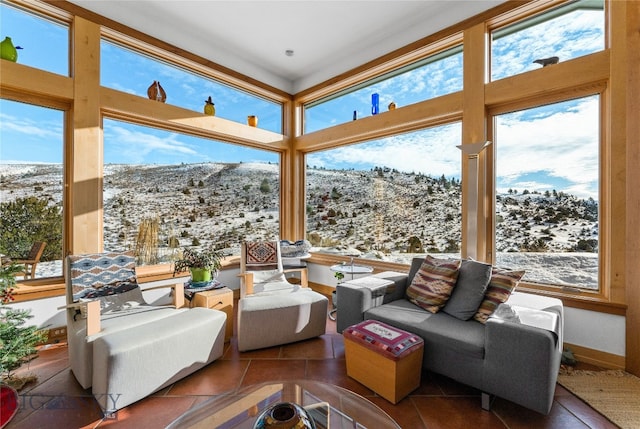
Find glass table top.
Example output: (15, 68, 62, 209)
(330, 264, 373, 275)
(165, 380, 400, 429)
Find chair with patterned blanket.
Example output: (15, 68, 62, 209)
(237, 241, 328, 351)
(59, 251, 226, 415)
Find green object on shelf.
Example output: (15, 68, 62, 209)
(0, 37, 21, 62)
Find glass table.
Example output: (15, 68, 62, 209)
(330, 262, 373, 281)
(165, 380, 400, 429)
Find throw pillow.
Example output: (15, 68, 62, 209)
(406, 255, 461, 313)
(69, 251, 137, 296)
(245, 241, 279, 271)
(443, 259, 492, 320)
(473, 267, 525, 324)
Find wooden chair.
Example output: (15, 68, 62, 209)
(13, 241, 46, 279)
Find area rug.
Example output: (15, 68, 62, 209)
(557, 369, 640, 429)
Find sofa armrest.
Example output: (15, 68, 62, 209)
(483, 317, 562, 415)
(336, 271, 408, 333)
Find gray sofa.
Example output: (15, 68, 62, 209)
(336, 257, 563, 415)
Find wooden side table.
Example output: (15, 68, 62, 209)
(343, 320, 423, 404)
(190, 287, 234, 342)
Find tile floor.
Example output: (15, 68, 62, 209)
(6, 315, 617, 429)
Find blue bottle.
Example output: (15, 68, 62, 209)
(371, 93, 379, 115)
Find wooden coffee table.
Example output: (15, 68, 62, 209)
(166, 380, 400, 429)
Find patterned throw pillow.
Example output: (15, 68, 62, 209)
(69, 251, 137, 296)
(406, 255, 461, 313)
(473, 267, 526, 324)
(244, 241, 279, 271)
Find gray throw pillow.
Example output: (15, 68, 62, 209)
(442, 259, 492, 320)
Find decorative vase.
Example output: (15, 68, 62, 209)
(253, 402, 316, 429)
(147, 80, 167, 102)
(388, 101, 397, 111)
(1, 37, 20, 62)
(247, 115, 258, 127)
(190, 268, 212, 283)
(371, 93, 379, 115)
(204, 96, 215, 116)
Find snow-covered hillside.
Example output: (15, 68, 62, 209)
(0, 162, 598, 288)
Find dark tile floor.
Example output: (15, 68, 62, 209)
(6, 315, 617, 429)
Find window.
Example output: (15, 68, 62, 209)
(494, 95, 599, 290)
(0, 3, 69, 76)
(100, 40, 283, 133)
(491, 0, 604, 81)
(306, 123, 462, 263)
(103, 119, 280, 264)
(0, 99, 64, 279)
(304, 46, 463, 134)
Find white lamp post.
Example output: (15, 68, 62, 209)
(456, 141, 492, 260)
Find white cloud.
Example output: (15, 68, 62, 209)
(0, 112, 62, 140)
(308, 123, 462, 178)
(105, 125, 200, 164)
(496, 97, 599, 197)
(492, 9, 603, 80)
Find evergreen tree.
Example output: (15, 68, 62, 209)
(0, 197, 62, 262)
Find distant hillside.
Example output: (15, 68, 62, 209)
(1, 162, 598, 288)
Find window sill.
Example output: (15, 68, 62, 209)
(516, 284, 627, 316)
(308, 252, 627, 316)
(11, 279, 66, 303)
(9, 256, 242, 303)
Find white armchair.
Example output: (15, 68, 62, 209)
(237, 241, 328, 352)
(60, 251, 226, 414)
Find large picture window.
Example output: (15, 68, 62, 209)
(103, 119, 280, 265)
(494, 95, 599, 290)
(306, 123, 462, 263)
(0, 100, 64, 279)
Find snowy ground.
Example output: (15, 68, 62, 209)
(2, 162, 598, 290)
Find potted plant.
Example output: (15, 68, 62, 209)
(0, 263, 47, 390)
(173, 246, 224, 283)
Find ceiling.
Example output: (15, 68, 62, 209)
(68, 1, 506, 95)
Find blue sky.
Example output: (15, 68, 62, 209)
(0, 1, 603, 197)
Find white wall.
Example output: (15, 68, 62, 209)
(9, 270, 243, 331)
(10, 264, 626, 361)
(563, 307, 625, 356)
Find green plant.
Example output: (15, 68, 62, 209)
(173, 246, 223, 274)
(0, 196, 62, 262)
(0, 264, 47, 387)
(259, 178, 271, 193)
(334, 271, 345, 284)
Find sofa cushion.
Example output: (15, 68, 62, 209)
(366, 299, 486, 359)
(473, 267, 525, 323)
(443, 259, 492, 320)
(406, 255, 461, 313)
